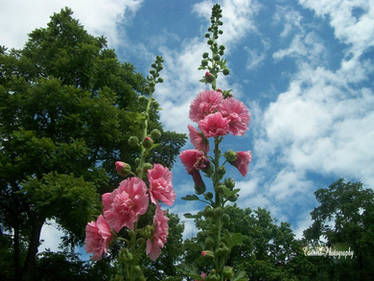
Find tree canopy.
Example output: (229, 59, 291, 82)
(0, 7, 185, 281)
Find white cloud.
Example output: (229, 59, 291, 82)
(0, 0, 143, 49)
(245, 48, 266, 70)
(299, 0, 374, 57)
(272, 32, 326, 65)
(155, 0, 259, 133)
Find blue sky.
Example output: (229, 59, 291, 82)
(2, 0, 374, 250)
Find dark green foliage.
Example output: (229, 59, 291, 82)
(303, 179, 374, 281)
(182, 205, 313, 281)
(0, 7, 185, 281)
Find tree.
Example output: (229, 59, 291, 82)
(182, 205, 312, 280)
(0, 8, 185, 281)
(303, 179, 374, 281)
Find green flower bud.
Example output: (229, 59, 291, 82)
(128, 136, 139, 147)
(135, 158, 140, 166)
(214, 207, 223, 218)
(134, 265, 142, 275)
(139, 96, 148, 103)
(115, 161, 131, 177)
(219, 50, 224, 56)
(228, 193, 239, 202)
(157, 77, 163, 83)
(143, 162, 153, 172)
(216, 184, 226, 195)
(224, 149, 237, 163)
(204, 192, 213, 200)
(224, 177, 235, 190)
(205, 33, 210, 38)
(223, 266, 234, 279)
(216, 245, 229, 258)
(219, 30, 223, 34)
(204, 206, 213, 217)
(150, 69, 155, 75)
(201, 59, 208, 66)
(213, 54, 220, 61)
(222, 213, 230, 224)
(150, 129, 161, 140)
(216, 166, 226, 178)
(207, 39, 214, 45)
(205, 236, 215, 249)
(143, 136, 153, 149)
(203, 52, 209, 58)
(223, 68, 230, 75)
(219, 45, 225, 50)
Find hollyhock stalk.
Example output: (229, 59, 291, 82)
(180, 4, 252, 280)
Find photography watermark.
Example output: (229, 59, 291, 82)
(303, 246, 354, 259)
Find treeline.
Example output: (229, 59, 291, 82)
(1, 8, 373, 281)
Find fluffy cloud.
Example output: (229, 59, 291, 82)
(0, 0, 143, 49)
(156, 0, 259, 133)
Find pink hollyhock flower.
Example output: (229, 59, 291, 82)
(189, 90, 223, 122)
(84, 215, 112, 260)
(218, 97, 250, 136)
(179, 149, 209, 173)
(146, 206, 169, 261)
(201, 250, 207, 256)
(233, 151, 252, 176)
(188, 125, 209, 153)
(198, 112, 229, 138)
(147, 164, 176, 206)
(102, 177, 149, 232)
(201, 272, 207, 278)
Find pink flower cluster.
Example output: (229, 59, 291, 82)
(180, 90, 252, 177)
(189, 90, 250, 139)
(85, 163, 175, 261)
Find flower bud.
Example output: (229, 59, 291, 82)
(204, 206, 213, 217)
(213, 207, 223, 218)
(216, 166, 225, 178)
(191, 169, 206, 194)
(143, 162, 153, 172)
(205, 33, 210, 38)
(223, 266, 234, 279)
(158, 77, 163, 83)
(207, 39, 213, 45)
(201, 59, 208, 66)
(201, 250, 214, 257)
(205, 72, 214, 83)
(222, 213, 230, 224)
(143, 136, 153, 149)
(204, 192, 213, 201)
(219, 30, 223, 34)
(223, 68, 230, 75)
(213, 54, 220, 61)
(224, 178, 235, 190)
(115, 161, 131, 177)
(205, 236, 215, 249)
(128, 136, 139, 147)
(203, 52, 209, 58)
(150, 129, 161, 140)
(216, 184, 226, 195)
(228, 193, 239, 202)
(224, 149, 237, 163)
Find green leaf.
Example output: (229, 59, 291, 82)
(182, 194, 199, 201)
(232, 270, 247, 281)
(184, 213, 198, 219)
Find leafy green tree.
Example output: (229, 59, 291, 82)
(0, 8, 185, 281)
(182, 205, 313, 280)
(303, 179, 374, 281)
